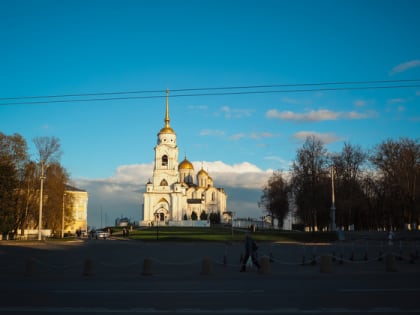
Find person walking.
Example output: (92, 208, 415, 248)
(240, 234, 261, 272)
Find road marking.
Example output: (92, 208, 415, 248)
(340, 288, 420, 293)
(53, 289, 265, 294)
(1, 306, 420, 314)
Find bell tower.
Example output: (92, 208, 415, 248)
(152, 89, 179, 187)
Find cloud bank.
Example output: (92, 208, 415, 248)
(266, 109, 374, 122)
(73, 161, 274, 228)
(390, 60, 420, 75)
(292, 131, 341, 144)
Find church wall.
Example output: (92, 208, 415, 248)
(171, 192, 186, 221)
(143, 193, 152, 222)
(141, 92, 228, 227)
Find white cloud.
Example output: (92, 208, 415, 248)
(74, 161, 275, 227)
(388, 98, 405, 104)
(354, 100, 366, 107)
(112, 164, 153, 184)
(199, 129, 225, 137)
(194, 160, 264, 173)
(250, 132, 275, 139)
(390, 60, 420, 75)
(344, 111, 371, 119)
(229, 132, 276, 141)
(281, 97, 302, 105)
(191, 160, 274, 189)
(292, 131, 341, 144)
(229, 133, 246, 140)
(73, 177, 143, 229)
(219, 106, 254, 119)
(266, 109, 335, 121)
(264, 156, 292, 170)
(256, 143, 268, 148)
(188, 105, 208, 110)
(386, 99, 406, 113)
(266, 109, 373, 122)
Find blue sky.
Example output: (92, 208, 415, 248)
(1, 0, 420, 228)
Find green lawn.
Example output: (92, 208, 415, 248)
(127, 226, 337, 243)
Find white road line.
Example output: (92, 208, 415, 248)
(340, 288, 420, 293)
(53, 289, 265, 294)
(1, 306, 420, 314)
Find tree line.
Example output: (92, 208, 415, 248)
(259, 136, 420, 231)
(0, 132, 73, 238)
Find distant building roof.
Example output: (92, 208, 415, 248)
(65, 184, 87, 192)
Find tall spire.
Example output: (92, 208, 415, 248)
(164, 88, 170, 128)
(158, 88, 175, 135)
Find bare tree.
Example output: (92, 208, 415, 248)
(15, 161, 39, 235)
(290, 136, 329, 231)
(332, 143, 367, 230)
(33, 136, 62, 164)
(33, 136, 62, 239)
(370, 138, 420, 229)
(43, 163, 71, 234)
(259, 171, 289, 228)
(0, 133, 29, 237)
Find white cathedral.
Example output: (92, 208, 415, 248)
(141, 91, 228, 227)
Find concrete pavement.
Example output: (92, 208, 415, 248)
(0, 238, 419, 314)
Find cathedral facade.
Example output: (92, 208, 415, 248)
(141, 92, 227, 226)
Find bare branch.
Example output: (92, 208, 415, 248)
(33, 136, 62, 164)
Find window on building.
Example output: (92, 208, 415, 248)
(160, 179, 168, 186)
(162, 155, 168, 166)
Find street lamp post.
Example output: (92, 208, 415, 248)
(154, 212, 159, 240)
(62, 193, 67, 238)
(330, 165, 336, 231)
(231, 211, 235, 239)
(38, 161, 46, 241)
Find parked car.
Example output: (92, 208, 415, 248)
(93, 229, 110, 239)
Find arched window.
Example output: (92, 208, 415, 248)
(212, 192, 216, 201)
(160, 179, 168, 186)
(185, 174, 193, 184)
(162, 155, 168, 166)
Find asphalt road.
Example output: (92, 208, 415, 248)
(0, 238, 419, 314)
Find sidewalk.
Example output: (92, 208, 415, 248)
(1, 239, 419, 281)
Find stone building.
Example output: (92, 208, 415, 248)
(64, 185, 88, 235)
(141, 91, 227, 226)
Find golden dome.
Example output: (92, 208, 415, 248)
(179, 158, 194, 170)
(159, 126, 176, 134)
(197, 168, 208, 176)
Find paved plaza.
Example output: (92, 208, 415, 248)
(0, 236, 419, 314)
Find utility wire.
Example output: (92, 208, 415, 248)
(1, 79, 419, 100)
(1, 79, 420, 106)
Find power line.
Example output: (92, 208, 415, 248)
(1, 79, 419, 100)
(1, 79, 420, 106)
